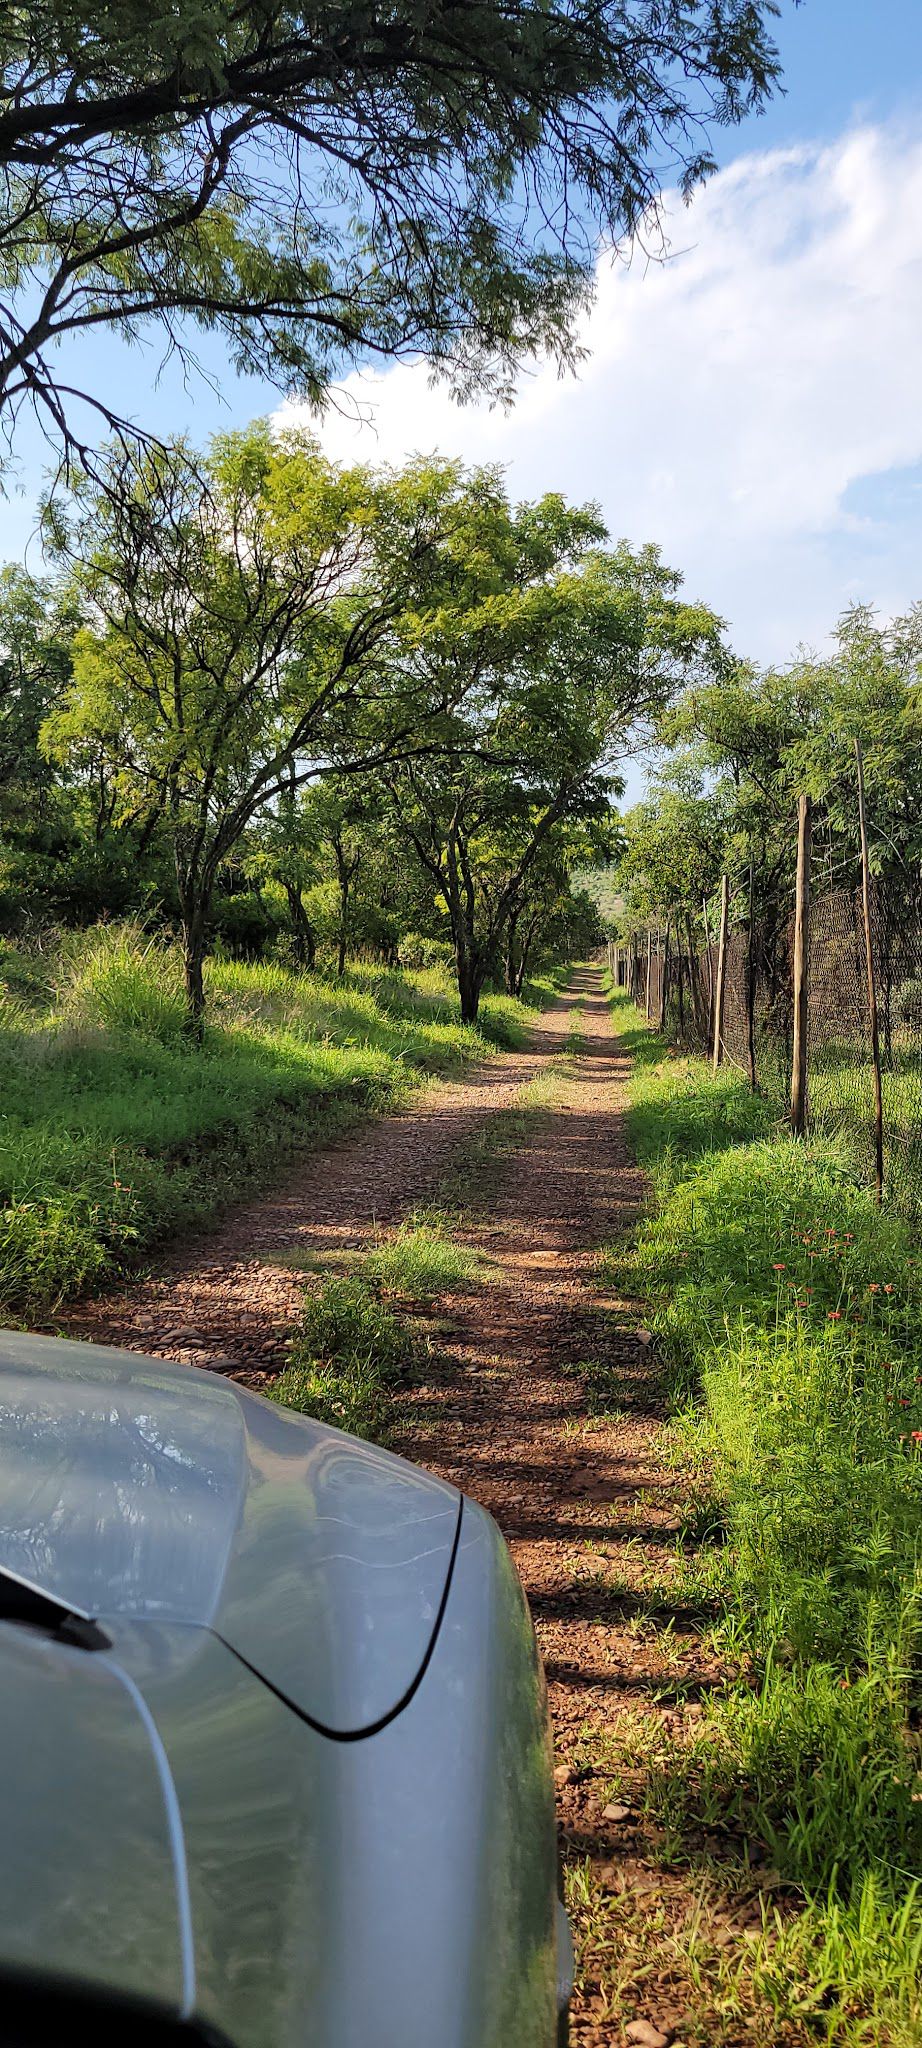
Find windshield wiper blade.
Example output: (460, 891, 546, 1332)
(0, 1565, 110, 1650)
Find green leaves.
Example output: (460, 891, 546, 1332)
(0, 2, 783, 459)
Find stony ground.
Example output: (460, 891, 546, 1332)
(64, 966, 747, 2047)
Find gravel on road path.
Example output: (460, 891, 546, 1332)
(64, 963, 693, 2045)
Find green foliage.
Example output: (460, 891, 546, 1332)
(607, 989, 922, 2032)
(42, 440, 628, 1026)
(622, 603, 922, 1054)
(0, 3, 783, 458)
(365, 1219, 481, 1303)
(0, 928, 544, 1312)
(270, 1276, 412, 1441)
(382, 533, 724, 1020)
(895, 977, 922, 1027)
(58, 923, 188, 1044)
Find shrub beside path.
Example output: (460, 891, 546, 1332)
(62, 966, 718, 2045)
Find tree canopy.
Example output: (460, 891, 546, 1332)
(0, 1, 783, 459)
(36, 432, 725, 1023)
(43, 425, 494, 1020)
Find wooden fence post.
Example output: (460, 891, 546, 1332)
(790, 794, 812, 1136)
(686, 913, 707, 1045)
(855, 739, 885, 1204)
(746, 855, 758, 1092)
(659, 917, 671, 1030)
(712, 875, 730, 1071)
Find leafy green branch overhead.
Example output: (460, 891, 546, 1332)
(0, 1, 783, 460)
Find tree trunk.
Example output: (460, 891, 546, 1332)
(176, 848, 211, 1039)
(285, 883, 316, 970)
(181, 915, 207, 1041)
(335, 864, 350, 979)
(334, 837, 360, 980)
(504, 914, 520, 997)
(659, 917, 671, 1031)
(457, 950, 482, 1024)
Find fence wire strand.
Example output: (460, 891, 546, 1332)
(611, 879, 922, 1212)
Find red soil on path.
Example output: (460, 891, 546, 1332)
(66, 964, 689, 2044)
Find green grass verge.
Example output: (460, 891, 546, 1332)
(602, 988, 922, 2045)
(0, 926, 559, 1315)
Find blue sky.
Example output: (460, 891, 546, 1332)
(4, 0, 922, 692)
(724, 1, 922, 154)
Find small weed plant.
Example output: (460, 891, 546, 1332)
(268, 1275, 413, 1440)
(364, 1216, 482, 1302)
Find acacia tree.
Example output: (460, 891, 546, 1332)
(501, 829, 609, 997)
(383, 542, 725, 1020)
(306, 780, 376, 979)
(0, 3, 782, 461)
(0, 566, 152, 926)
(659, 611, 922, 1054)
(42, 428, 488, 1026)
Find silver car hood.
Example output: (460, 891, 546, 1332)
(0, 1333, 461, 1735)
(0, 1622, 190, 2011)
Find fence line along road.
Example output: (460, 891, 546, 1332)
(608, 868, 922, 1216)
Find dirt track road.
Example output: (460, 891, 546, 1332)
(67, 966, 692, 2044)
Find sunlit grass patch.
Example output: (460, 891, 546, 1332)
(565, 1851, 922, 2048)
(0, 925, 552, 1312)
(268, 1273, 414, 1440)
(364, 1217, 484, 1302)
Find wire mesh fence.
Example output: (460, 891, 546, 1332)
(609, 877, 922, 1214)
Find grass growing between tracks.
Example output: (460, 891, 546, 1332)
(0, 923, 556, 1316)
(271, 995, 583, 1444)
(594, 989, 922, 2045)
(268, 1274, 415, 1441)
(269, 1220, 487, 1441)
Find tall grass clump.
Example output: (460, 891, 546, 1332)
(364, 1216, 482, 1302)
(58, 921, 189, 1044)
(606, 987, 922, 2042)
(268, 1274, 412, 1440)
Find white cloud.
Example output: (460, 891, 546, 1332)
(277, 121, 922, 666)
